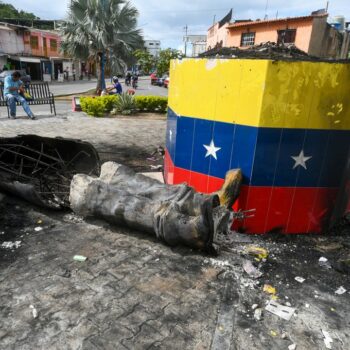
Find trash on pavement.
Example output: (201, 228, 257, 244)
(319, 256, 332, 269)
(294, 276, 305, 283)
(246, 246, 268, 260)
(265, 300, 295, 321)
(335, 286, 347, 295)
(243, 259, 263, 278)
(29, 305, 38, 318)
(37, 219, 42, 224)
(252, 304, 258, 310)
(263, 284, 276, 295)
(1, 241, 21, 249)
(73, 255, 87, 262)
(288, 344, 297, 350)
(322, 330, 333, 349)
(34, 227, 43, 232)
(254, 308, 263, 321)
(270, 330, 278, 337)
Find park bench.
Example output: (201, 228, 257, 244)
(0, 82, 56, 117)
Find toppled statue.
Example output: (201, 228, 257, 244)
(70, 162, 242, 253)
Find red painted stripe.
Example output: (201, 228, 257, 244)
(165, 148, 338, 234)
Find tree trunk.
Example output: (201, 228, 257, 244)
(96, 52, 106, 94)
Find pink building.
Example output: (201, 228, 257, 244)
(207, 12, 350, 59)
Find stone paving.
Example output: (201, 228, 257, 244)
(1, 110, 349, 350)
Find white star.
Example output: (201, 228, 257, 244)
(203, 140, 221, 160)
(169, 130, 172, 141)
(291, 150, 312, 170)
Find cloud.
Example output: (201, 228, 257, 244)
(5, 0, 350, 49)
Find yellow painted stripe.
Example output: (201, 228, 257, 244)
(168, 58, 350, 130)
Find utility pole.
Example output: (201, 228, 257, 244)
(184, 25, 188, 57)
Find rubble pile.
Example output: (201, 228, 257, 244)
(199, 41, 348, 61)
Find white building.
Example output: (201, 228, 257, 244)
(185, 35, 207, 57)
(144, 40, 161, 57)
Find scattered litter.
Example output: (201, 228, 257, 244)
(335, 286, 346, 295)
(288, 344, 297, 350)
(34, 227, 43, 232)
(281, 332, 288, 339)
(1, 241, 21, 249)
(270, 330, 278, 337)
(263, 284, 276, 295)
(322, 330, 333, 349)
(204, 258, 232, 269)
(246, 246, 268, 260)
(243, 260, 263, 279)
(29, 305, 38, 319)
(251, 304, 258, 310)
(295, 276, 305, 283)
(73, 255, 87, 262)
(319, 256, 332, 269)
(286, 302, 291, 307)
(37, 219, 42, 224)
(265, 300, 295, 321)
(254, 308, 263, 321)
(305, 303, 310, 308)
(63, 213, 84, 223)
(150, 165, 163, 171)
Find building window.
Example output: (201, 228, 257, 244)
(30, 35, 39, 49)
(277, 29, 296, 44)
(240, 32, 255, 47)
(50, 39, 57, 51)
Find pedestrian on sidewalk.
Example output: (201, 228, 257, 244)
(4, 71, 35, 120)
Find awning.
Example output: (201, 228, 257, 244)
(9, 56, 41, 63)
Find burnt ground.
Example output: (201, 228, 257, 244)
(1, 113, 350, 349)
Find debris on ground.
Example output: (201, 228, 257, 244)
(319, 256, 332, 269)
(34, 227, 43, 232)
(335, 286, 347, 295)
(322, 330, 333, 349)
(73, 255, 87, 262)
(288, 344, 297, 350)
(62, 213, 84, 224)
(265, 300, 295, 321)
(29, 305, 38, 319)
(243, 259, 263, 278)
(254, 308, 263, 321)
(245, 246, 268, 261)
(1, 241, 21, 249)
(263, 284, 276, 295)
(294, 276, 305, 283)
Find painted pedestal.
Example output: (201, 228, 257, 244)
(164, 58, 350, 233)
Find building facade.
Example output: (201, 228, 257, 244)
(0, 22, 84, 81)
(207, 12, 350, 59)
(144, 40, 161, 57)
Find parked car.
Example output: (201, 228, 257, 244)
(150, 72, 158, 85)
(164, 76, 169, 88)
(156, 74, 168, 87)
(0, 70, 31, 85)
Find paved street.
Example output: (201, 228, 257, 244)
(0, 114, 349, 350)
(49, 77, 168, 97)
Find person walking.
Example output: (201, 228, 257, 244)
(4, 71, 35, 120)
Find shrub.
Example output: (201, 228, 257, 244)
(112, 93, 137, 115)
(80, 95, 119, 117)
(100, 95, 119, 112)
(80, 97, 105, 117)
(134, 96, 168, 113)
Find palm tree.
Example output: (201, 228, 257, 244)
(60, 0, 143, 92)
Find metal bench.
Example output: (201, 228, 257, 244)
(0, 82, 56, 117)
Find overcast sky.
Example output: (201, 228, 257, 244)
(5, 0, 350, 50)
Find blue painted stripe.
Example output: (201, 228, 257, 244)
(166, 108, 350, 188)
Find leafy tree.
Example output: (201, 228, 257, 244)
(0, 1, 38, 19)
(60, 0, 144, 92)
(134, 49, 155, 74)
(156, 48, 183, 76)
